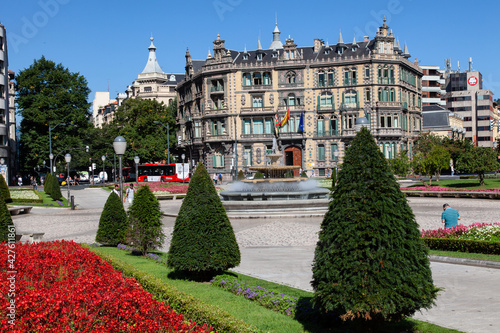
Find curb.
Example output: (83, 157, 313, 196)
(429, 255, 500, 269)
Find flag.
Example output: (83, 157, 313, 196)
(279, 108, 290, 128)
(298, 111, 304, 133)
(274, 113, 281, 136)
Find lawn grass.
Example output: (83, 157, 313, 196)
(429, 250, 500, 262)
(407, 178, 500, 190)
(9, 190, 69, 207)
(90, 246, 463, 333)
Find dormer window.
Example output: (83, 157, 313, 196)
(338, 48, 343, 55)
(272, 51, 277, 58)
(325, 49, 330, 55)
(257, 53, 263, 61)
(243, 54, 249, 60)
(352, 47, 357, 52)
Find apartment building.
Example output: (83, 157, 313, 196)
(176, 19, 423, 177)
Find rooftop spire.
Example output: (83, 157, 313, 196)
(141, 36, 164, 74)
(402, 42, 411, 58)
(337, 30, 345, 45)
(269, 16, 283, 49)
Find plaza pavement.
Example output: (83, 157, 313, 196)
(11, 186, 500, 333)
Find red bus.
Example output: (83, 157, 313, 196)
(124, 163, 190, 182)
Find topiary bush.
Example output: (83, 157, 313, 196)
(0, 174, 12, 203)
(300, 171, 308, 178)
(168, 162, 240, 280)
(44, 173, 53, 196)
(0, 193, 14, 242)
(48, 174, 63, 201)
(96, 192, 128, 246)
(127, 185, 164, 255)
(237, 170, 245, 181)
(254, 172, 264, 179)
(312, 127, 438, 324)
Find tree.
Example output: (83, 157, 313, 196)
(44, 173, 53, 196)
(49, 175, 63, 201)
(96, 192, 128, 246)
(237, 170, 245, 181)
(107, 98, 177, 165)
(388, 150, 411, 177)
(312, 127, 438, 324)
(0, 194, 14, 242)
(412, 132, 451, 184)
(16, 56, 92, 173)
(127, 185, 165, 255)
(0, 174, 12, 203)
(456, 146, 499, 186)
(168, 163, 240, 280)
(412, 145, 450, 185)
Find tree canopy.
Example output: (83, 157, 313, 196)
(16, 56, 92, 173)
(103, 98, 177, 166)
(456, 146, 499, 185)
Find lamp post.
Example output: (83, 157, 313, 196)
(233, 116, 238, 181)
(101, 155, 106, 185)
(181, 153, 185, 183)
(113, 136, 127, 202)
(105, 143, 117, 182)
(153, 121, 170, 164)
(64, 153, 71, 201)
(333, 148, 339, 180)
(134, 156, 140, 189)
(49, 122, 69, 174)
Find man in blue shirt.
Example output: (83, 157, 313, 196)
(441, 203, 461, 228)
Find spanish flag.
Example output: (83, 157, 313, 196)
(279, 108, 290, 128)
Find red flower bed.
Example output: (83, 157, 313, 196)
(0, 241, 213, 332)
(401, 186, 500, 193)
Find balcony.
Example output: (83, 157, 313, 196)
(343, 78, 357, 86)
(210, 86, 224, 94)
(205, 107, 229, 117)
(277, 105, 305, 112)
(374, 127, 403, 137)
(242, 84, 273, 91)
(378, 78, 396, 85)
(314, 130, 340, 137)
(241, 133, 275, 140)
(240, 106, 275, 115)
(275, 132, 304, 139)
(205, 134, 230, 142)
(376, 101, 402, 108)
(340, 102, 359, 110)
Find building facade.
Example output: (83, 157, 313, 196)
(445, 71, 496, 148)
(421, 65, 445, 106)
(422, 105, 465, 139)
(0, 22, 16, 182)
(177, 20, 423, 178)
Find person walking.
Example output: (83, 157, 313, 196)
(213, 173, 218, 185)
(113, 185, 120, 196)
(218, 173, 223, 185)
(124, 183, 136, 204)
(441, 203, 461, 229)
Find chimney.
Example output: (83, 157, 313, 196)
(313, 38, 324, 53)
(364, 36, 369, 42)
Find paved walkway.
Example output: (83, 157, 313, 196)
(11, 187, 500, 333)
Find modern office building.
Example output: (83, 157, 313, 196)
(0, 22, 15, 183)
(176, 19, 423, 178)
(445, 70, 496, 147)
(421, 65, 445, 106)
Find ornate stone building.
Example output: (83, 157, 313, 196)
(176, 19, 423, 178)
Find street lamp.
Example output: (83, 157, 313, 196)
(101, 155, 106, 185)
(105, 143, 117, 183)
(49, 122, 69, 174)
(134, 156, 140, 189)
(153, 121, 170, 164)
(333, 148, 339, 180)
(181, 153, 185, 183)
(64, 153, 71, 201)
(113, 136, 127, 202)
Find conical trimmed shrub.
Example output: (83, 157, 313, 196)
(127, 185, 164, 255)
(49, 174, 63, 201)
(96, 192, 128, 246)
(312, 127, 438, 323)
(44, 174, 53, 196)
(0, 193, 14, 242)
(237, 170, 245, 181)
(0, 174, 11, 203)
(168, 162, 240, 279)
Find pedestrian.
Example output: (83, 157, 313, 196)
(31, 176, 38, 191)
(18, 176, 22, 187)
(124, 183, 136, 204)
(218, 173, 223, 184)
(213, 173, 218, 185)
(113, 185, 120, 196)
(441, 203, 461, 229)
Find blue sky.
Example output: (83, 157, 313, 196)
(2, 0, 500, 104)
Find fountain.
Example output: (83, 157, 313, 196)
(220, 138, 330, 215)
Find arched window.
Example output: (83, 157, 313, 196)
(253, 73, 262, 85)
(318, 71, 325, 87)
(263, 72, 272, 85)
(389, 88, 395, 102)
(288, 93, 296, 106)
(330, 117, 338, 135)
(320, 92, 333, 106)
(286, 71, 296, 84)
(243, 73, 251, 86)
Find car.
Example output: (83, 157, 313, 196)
(92, 176, 100, 184)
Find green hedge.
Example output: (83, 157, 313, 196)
(423, 238, 500, 255)
(88, 247, 261, 333)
